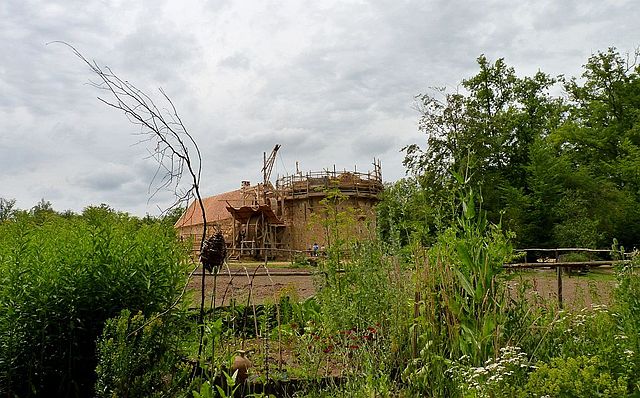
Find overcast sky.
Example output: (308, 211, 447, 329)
(1, 0, 638, 215)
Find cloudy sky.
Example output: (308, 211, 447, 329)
(1, 0, 638, 215)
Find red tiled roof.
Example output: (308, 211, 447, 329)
(174, 188, 246, 228)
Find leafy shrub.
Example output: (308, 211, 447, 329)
(95, 309, 191, 398)
(316, 240, 407, 332)
(291, 253, 311, 268)
(0, 211, 188, 397)
(523, 355, 627, 397)
(613, 251, 640, 390)
(312, 239, 412, 376)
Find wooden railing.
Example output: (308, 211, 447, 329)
(506, 248, 634, 308)
(276, 169, 383, 199)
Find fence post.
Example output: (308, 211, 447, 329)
(555, 249, 563, 309)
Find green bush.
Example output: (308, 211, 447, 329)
(309, 240, 412, 379)
(613, 251, 640, 391)
(522, 355, 627, 397)
(0, 211, 188, 397)
(404, 188, 515, 396)
(95, 309, 191, 398)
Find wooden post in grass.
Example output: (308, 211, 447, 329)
(556, 249, 563, 309)
(556, 266, 563, 309)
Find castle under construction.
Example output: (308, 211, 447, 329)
(174, 145, 383, 259)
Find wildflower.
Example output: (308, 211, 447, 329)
(473, 367, 488, 375)
(592, 304, 608, 311)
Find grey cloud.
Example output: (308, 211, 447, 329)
(0, 2, 115, 115)
(356, 133, 396, 158)
(75, 164, 135, 191)
(0, 142, 50, 174)
(219, 53, 251, 70)
(116, 23, 201, 85)
(2, 0, 638, 215)
(72, 159, 179, 210)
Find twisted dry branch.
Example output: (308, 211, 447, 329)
(53, 41, 210, 373)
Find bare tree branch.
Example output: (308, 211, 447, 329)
(52, 41, 211, 376)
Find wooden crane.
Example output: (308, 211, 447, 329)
(262, 144, 281, 186)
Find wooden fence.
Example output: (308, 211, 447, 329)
(505, 248, 633, 308)
(192, 247, 635, 309)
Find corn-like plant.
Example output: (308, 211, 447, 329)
(405, 184, 515, 395)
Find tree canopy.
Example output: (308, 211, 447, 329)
(389, 47, 640, 249)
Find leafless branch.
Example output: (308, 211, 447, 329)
(52, 41, 211, 376)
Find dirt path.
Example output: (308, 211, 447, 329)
(187, 265, 317, 307)
(188, 264, 616, 309)
(510, 268, 614, 309)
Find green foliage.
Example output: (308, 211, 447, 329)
(290, 296, 322, 330)
(501, 267, 639, 395)
(316, 241, 406, 333)
(310, 239, 412, 379)
(95, 309, 191, 398)
(0, 209, 189, 397)
(405, 188, 515, 396)
(30, 198, 57, 224)
(613, 252, 640, 389)
(523, 356, 628, 397)
(401, 47, 640, 249)
(291, 253, 312, 267)
(377, 178, 435, 249)
(0, 197, 17, 222)
(192, 381, 215, 398)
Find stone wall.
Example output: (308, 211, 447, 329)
(281, 195, 377, 252)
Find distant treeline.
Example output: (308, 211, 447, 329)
(0, 198, 183, 226)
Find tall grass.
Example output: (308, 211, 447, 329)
(0, 210, 188, 397)
(401, 189, 515, 396)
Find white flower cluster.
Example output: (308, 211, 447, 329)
(449, 346, 530, 397)
(590, 304, 609, 313)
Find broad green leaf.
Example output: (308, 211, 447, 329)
(453, 267, 474, 298)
